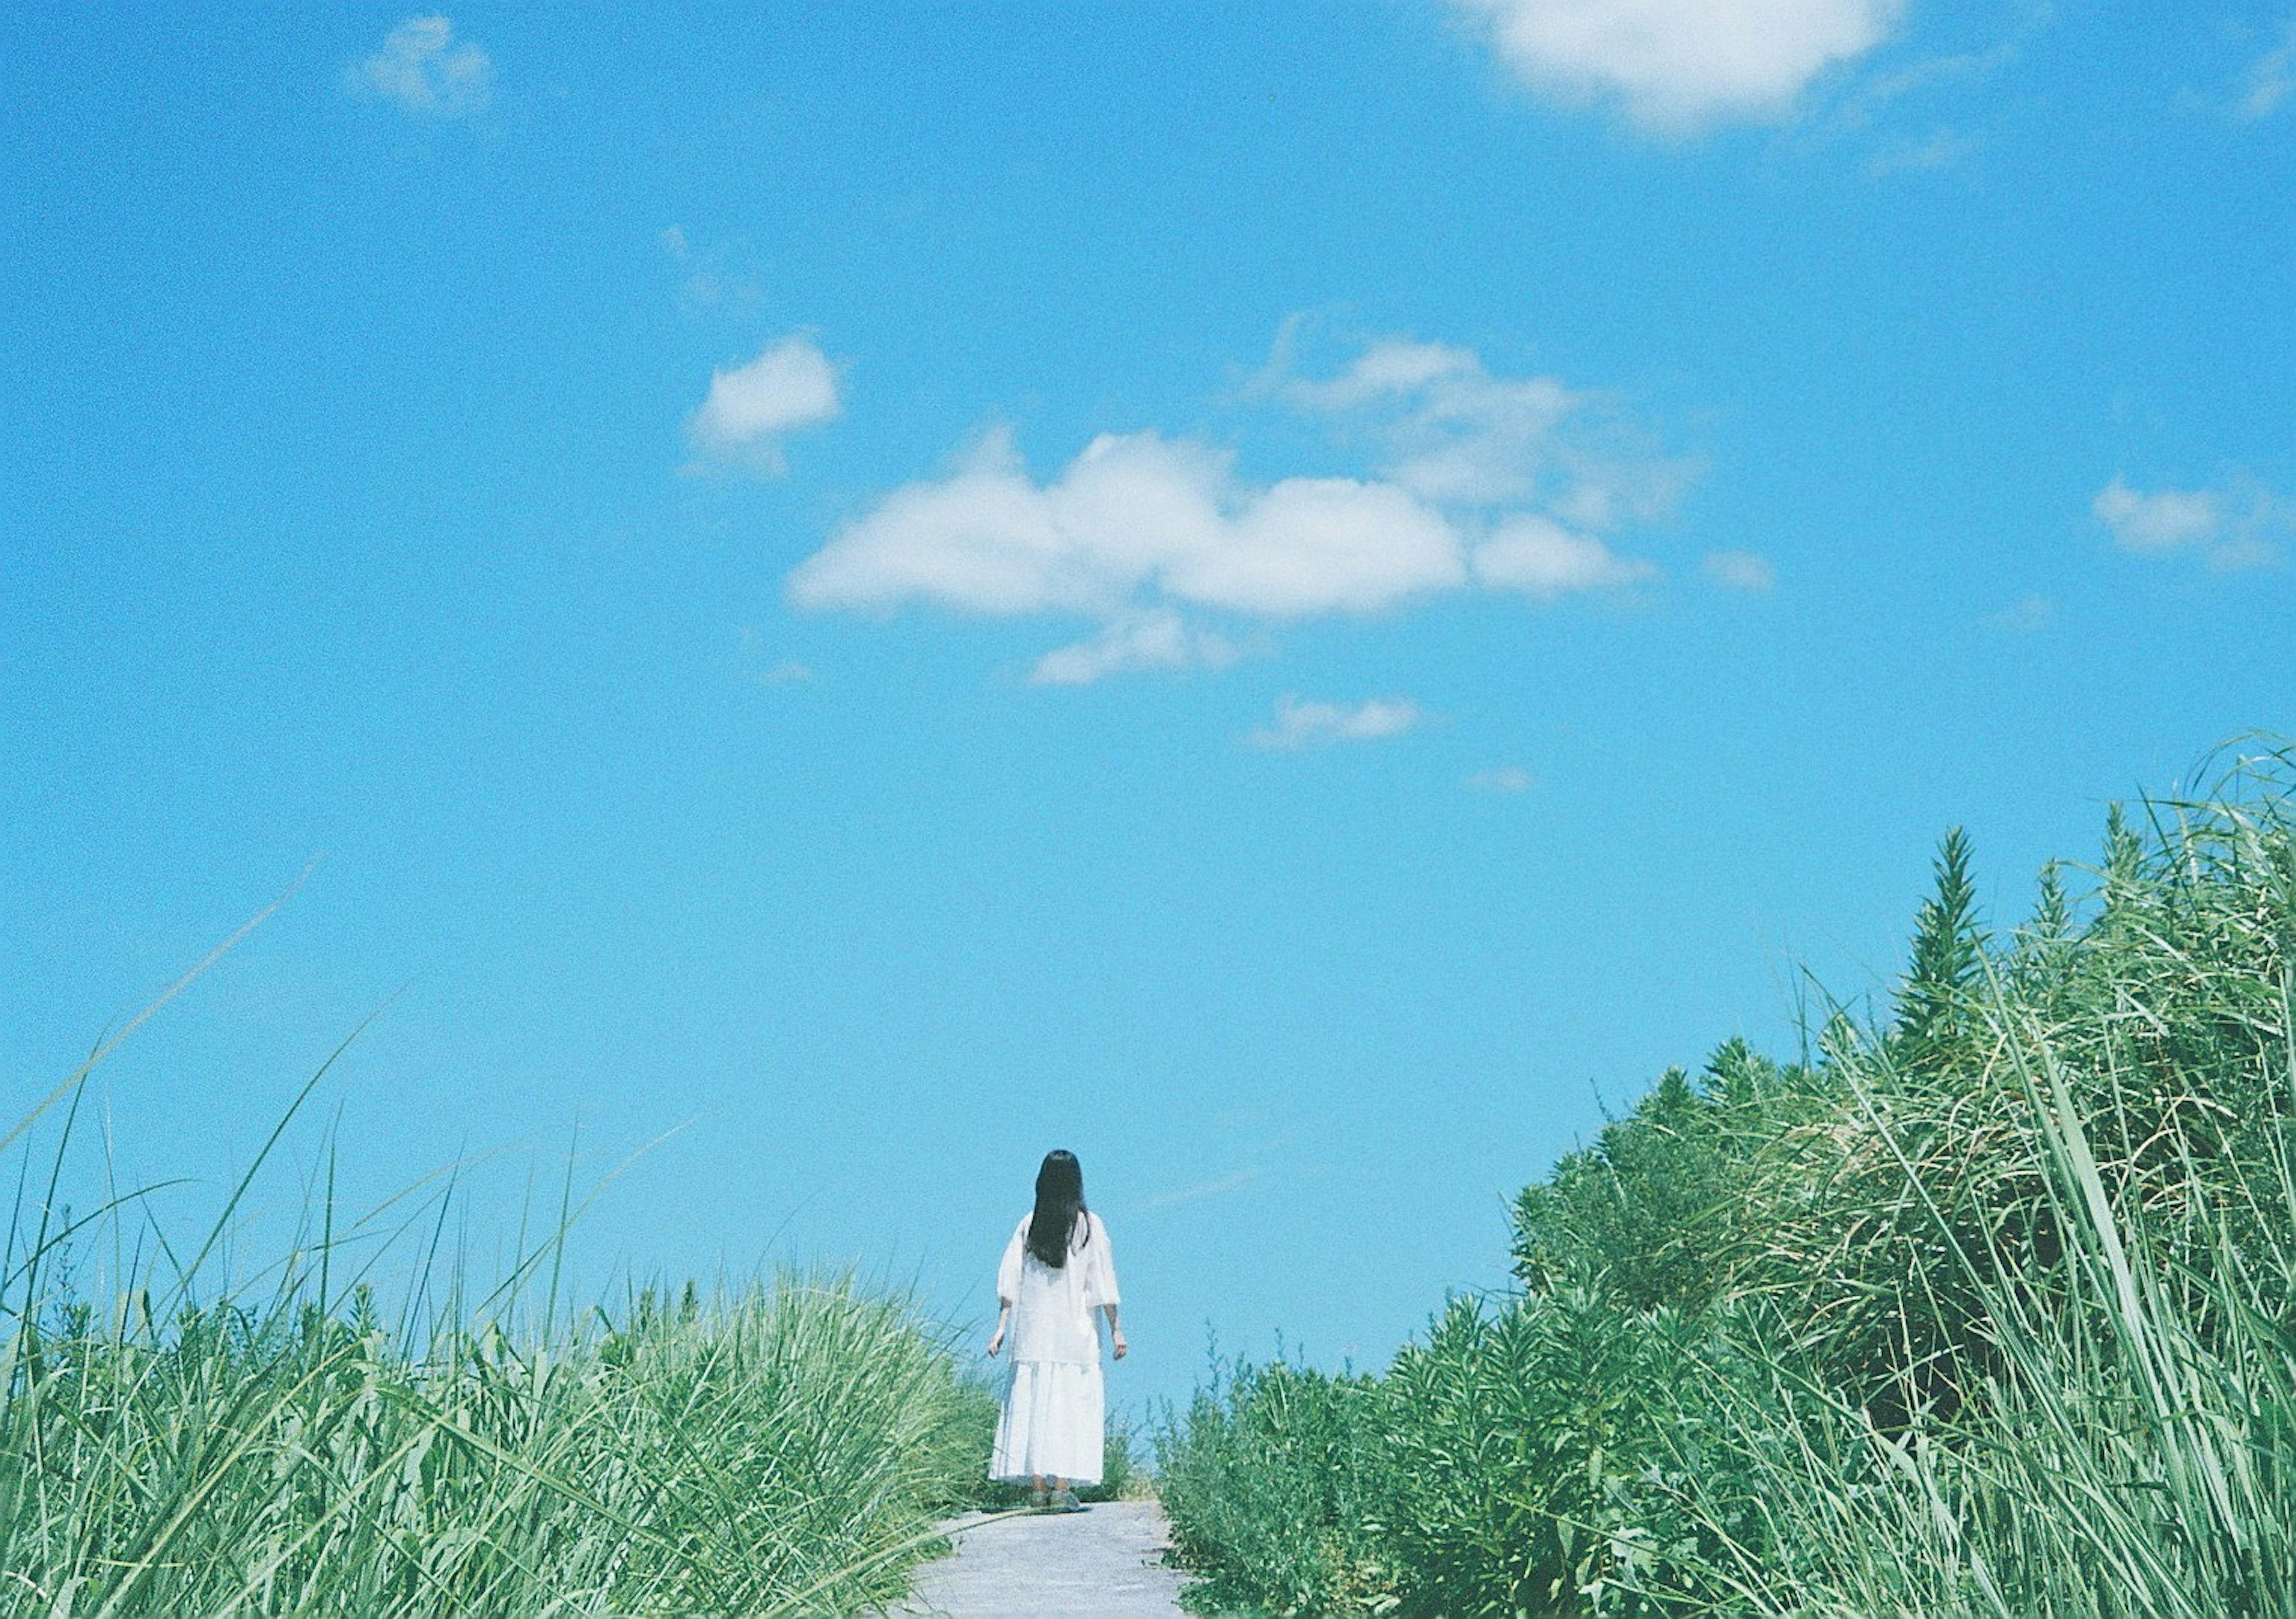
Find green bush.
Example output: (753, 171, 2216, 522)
(1162, 740, 2296, 1617)
(0, 1058, 990, 1617)
(1379, 1289, 1723, 1617)
(1157, 1355, 1397, 1616)
(0, 1270, 985, 1618)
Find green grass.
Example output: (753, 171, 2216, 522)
(1157, 1357, 1394, 1617)
(1, 992, 991, 1615)
(1159, 739, 2296, 1616)
(0, 1275, 987, 1617)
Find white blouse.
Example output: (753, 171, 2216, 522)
(997, 1209, 1120, 1366)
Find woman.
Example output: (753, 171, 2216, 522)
(987, 1148, 1126, 1512)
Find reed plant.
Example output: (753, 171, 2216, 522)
(1684, 765, 2296, 1616)
(1, 999, 988, 1615)
(1160, 740, 2296, 1616)
(1156, 1355, 1397, 1617)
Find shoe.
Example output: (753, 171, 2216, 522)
(1027, 1487, 1049, 1511)
(1051, 1487, 1085, 1513)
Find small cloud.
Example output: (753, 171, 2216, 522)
(735, 627, 815, 684)
(659, 228, 765, 313)
(1280, 337, 1487, 416)
(2092, 475, 2286, 572)
(1839, 45, 2013, 123)
(348, 16, 491, 118)
(1133, 1168, 1259, 1213)
(1468, 765, 1535, 793)
(1824, 29, 2025, 176)
(1988, 594, 2054, 633)
(2093, 476, 2218, 553)
(1700, 548, 1776, 592)
(1472, 515, 1659, 597)
(1451, 0, 1902, 135)
(1274, 334, 1691, 520)
(679, 270, 766, 314)
(1868, 127, 1979, 176)
(2237, 17, 2295, 120)
(2209, 535, 2282, 573)
(687, 335, 842, 475)
(1030, 610, 1241, 686)
(1250, 696, 1422, 751)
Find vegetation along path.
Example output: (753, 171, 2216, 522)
(887, 1500, 1190, 1618)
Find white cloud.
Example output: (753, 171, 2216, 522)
(2092, 478, 2219, 554)
(1250, 697, 1423, 750)
(1867, 127, 1979, 176)
(687, 336, 842, 474)
(1276, 337, 1684, 520)
(1701, 548, 1776, 591)
(1452, 0, 1900, 133)
(349, 16, 491, 118)
(2092, 475, 2286, 572)
(1841, 45, 2012, 121)
(793, 427, 1467, 622)
(1171, 476, 1468, 615)
(789, 332, 1686, 681)
(2239, 18, 2295, 120)
(1988, 595, 2054, 633)
(735, 625, 815, 684)
(1031, 610, 1241, 686)
(1280, 338, 1486, 414)
(1474, 515, 1659, 596)
(662, 227, 765, 314)
(1468, 765, 1535, 792)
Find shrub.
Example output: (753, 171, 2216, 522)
(0, 1065, 988, 1617)
(1161, 740, 2296, 1617)
(1379, 1289, 1719, 1617)
(1156, 1355, 1397, 1616)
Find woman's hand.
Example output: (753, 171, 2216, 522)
(1110, 1328, 1128, 1361)
(987, 1325, 1004, 1358)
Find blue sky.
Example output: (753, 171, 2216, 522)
(4, 2, 2292, 1410)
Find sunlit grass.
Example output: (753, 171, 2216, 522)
(1161, 740, 2296, 1617)
(1, 972, 991, 1617)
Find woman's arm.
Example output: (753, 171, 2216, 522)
(989, 1219, 1025, 1356)
(1102, 1303, 1126, 1360)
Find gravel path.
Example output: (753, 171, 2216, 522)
(883, 1500, 1193, 1618)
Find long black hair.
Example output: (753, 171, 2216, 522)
(1025, 1149, 1091, 1269)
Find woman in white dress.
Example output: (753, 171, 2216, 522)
(986, 1148, 1126, 1512)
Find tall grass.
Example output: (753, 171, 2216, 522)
(1, 992, 991, 1615)
(1156, 1357, 1394, 1616)
(1160, 741, 2296, 1616)
(1689, 775, 2296, 1617)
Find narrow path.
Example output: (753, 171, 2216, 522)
(886, 1500, 1192, 1618)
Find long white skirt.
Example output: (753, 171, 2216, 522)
(991, 1359, 1104, 1484)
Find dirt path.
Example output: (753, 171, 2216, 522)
(884, 1500, 1193, 1618)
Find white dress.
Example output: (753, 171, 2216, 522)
(991, 1209, 1119, 1484)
